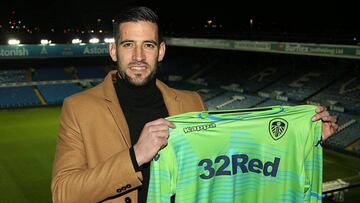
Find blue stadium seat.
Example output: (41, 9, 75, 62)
(37, 83, 83, 104)
(0, 86, 41, 108)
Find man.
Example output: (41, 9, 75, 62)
(51, 6, 338, 203)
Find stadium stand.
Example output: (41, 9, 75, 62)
(308, 71, 360, 114)
(0, 86, 41, 108)
(240, 66, 289, 93)
(0, 46, 360, 158)
(354, 143, 360, 154)
(171, 50, 360, 158)
(0, 69, 28, 82)
(260, 67, 344, 102)
(165, 80, 206, 91)
(76, 66, 107, 79)
(324, 112, 360, 150)
(160, 57, 199, 80)
(37, 83, 83, 105)
(0, 65, 108, 108)
(255, 99, 298, 107)
(205, 92, 266, 110)
(197, 87, 226, 101)
(32, 68, 73, 81)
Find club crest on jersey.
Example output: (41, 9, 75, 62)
(269, 118, 288, 140)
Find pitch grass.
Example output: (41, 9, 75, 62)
(1, 107, 360, 202)
(0, 107, 60, 203)
(323, 149, 360, 203)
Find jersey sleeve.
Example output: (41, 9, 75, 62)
(303, 119, 323, 202)
(147, 142, 177, 203)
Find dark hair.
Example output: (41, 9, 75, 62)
(113, 6, 163, 44)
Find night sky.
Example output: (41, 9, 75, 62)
(1, 0, 359, 43)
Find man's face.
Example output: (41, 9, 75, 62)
(109, 21, 165, 86)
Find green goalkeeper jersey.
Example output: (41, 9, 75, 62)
(147, 105, 323, 203)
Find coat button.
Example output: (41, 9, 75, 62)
(116, 188, 122, 193)
(125, 197, 131, 203)
(126, 184, 131, 188)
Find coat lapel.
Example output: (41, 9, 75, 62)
(156, 80, 183, 116)
(100, 71, 183, 148)
(102, 71, 132, 148)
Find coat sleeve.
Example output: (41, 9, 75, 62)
(51, 98, 142, 203)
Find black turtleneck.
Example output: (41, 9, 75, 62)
(114, 73, 168, 202)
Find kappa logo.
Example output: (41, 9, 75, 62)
(269, 118, 288, 140)
(183, 123, 216, 134)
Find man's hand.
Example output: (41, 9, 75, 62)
(311, 106, 338, 141)
(133, 118, 175, 166)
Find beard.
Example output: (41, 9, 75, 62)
(117, 61, 157, 87)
